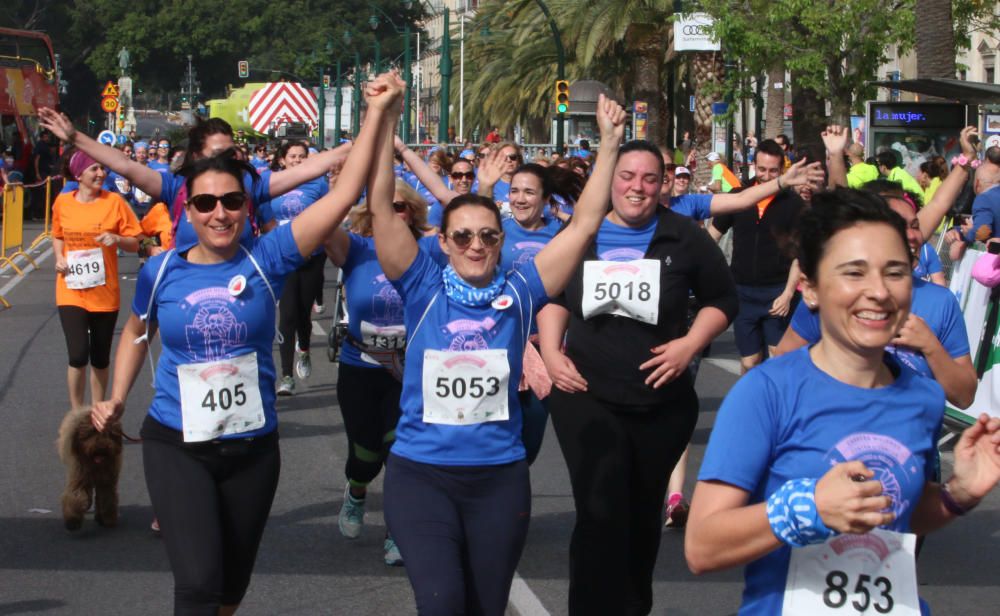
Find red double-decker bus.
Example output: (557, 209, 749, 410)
(0, 27, 59, 180)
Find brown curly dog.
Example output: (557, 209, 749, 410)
(57, 407, 123, 531)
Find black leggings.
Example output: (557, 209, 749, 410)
(384, 454, 530, 616)
(278, 253, 326, 376)
(141, 417, 281, 615)
(336, 363, 402, 487)
(57, 306, 118, 369)
(548, 388, 698, 616)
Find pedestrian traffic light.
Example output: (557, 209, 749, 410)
(238, 60, 249, 79)
(555, 80, 570, 115)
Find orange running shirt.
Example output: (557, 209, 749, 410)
(140, 202, 173, 248)
(53, 190, 142, 311)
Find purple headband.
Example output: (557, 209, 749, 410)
(69, 150, 100, 179)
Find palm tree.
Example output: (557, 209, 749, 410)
(915, 0, 956, 79)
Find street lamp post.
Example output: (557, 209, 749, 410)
(317, 64, 326, 148)
(532, 0, 566, 153)
(334, 59, 343, 142)
(352, 51, 363, 137)
(438, 8, 451, 144)
(369, 1, 415, 142)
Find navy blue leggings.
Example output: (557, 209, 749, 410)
(384, 454, 530, 616)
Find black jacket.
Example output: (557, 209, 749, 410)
(711, 187, 805, 286)
(556, 208, 738, 408)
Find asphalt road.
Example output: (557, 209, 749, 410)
(1, 228, 998, 615)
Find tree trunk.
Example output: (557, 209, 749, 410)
(691, 51, 724, 187)
(790, 70, 826, 161)
(627, 23, 668, 145)
(765, 63, 785, 139)
(915, 0, 956, 79)
(827, 60, 852, 126)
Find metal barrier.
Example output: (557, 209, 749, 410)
(28, 176, 58, 250)
(1, 184, 37, 276)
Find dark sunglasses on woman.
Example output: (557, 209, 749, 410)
(392, 201, 409, 213)
(450, 171, 475, 180)
(447, 228, 504, 249)
(188, 192, 246, 213)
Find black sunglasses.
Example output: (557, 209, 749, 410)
(450, 171, 475, 180)
(392, 201, 409, 213)
(188, 192, 246, 213)
(505, 154, 520, 162)
(447, 228, 503, 249)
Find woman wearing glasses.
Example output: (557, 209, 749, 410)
(492, 142, 523, 210)
(370, 74, 626, 613)
(88, 75, 396, 615)
(37, 109, 350, 253)
(323, 180, 433, 566)
(393, 137, 505, 229)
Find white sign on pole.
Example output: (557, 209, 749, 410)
(674, 13, 720, 51)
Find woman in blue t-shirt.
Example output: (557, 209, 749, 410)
(371, 78, 627, 614)
(259, 141, 331, 396)
(87, 77, 397, 615)
(687, 189, 1000, 616)
(323, 179, 431, 566)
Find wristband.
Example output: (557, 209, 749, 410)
(950, 154, 981, 170)
(767, 478, 837, 547)
(940, 482, 976, 516)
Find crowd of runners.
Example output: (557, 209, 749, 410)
(26, 70, 1000, 615)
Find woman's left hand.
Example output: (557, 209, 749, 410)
(94, 232, 119, 247)
(640, 337, 696, 388)
(595, 93, 627, 144)
(959, 126, 979, 158)
(948, 414, 1000, 508)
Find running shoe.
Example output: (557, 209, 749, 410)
(338, 486, 365, 539)
(383, 536, 404, 567)
(276, 375, 295, 396)
(295, 350, 312, 380)
(313, 301, 325, 314)
(664, 493, 690, 529)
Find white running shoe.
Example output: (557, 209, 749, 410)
(338, 486, 365, 539)
(276, 375, 295, 396)
(383, 536, 404, 566)
(295, 350, 312, 380)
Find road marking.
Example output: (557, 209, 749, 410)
(311, 320, 326, 337)
(0, 246, 53, 298)
(508, 572, 550, 616)
(704, 357, 741, 375)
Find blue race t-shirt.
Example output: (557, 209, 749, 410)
(131, 223, 304, 437)
(668, 193, 713, 221)
(913, 243, 942, 282)
(595, 216, 657, 262)
(339, 233, 407, 369)
(500, 216, 562, 271)
(788, 276, 970, 378)
(699, 347, 944, 615)
(161, 170, 273, 251)
(147, 160, 170, 174)
(390, 248, 549, 465)
(493, 179, 511, 206)
(258, 175, 328, 256)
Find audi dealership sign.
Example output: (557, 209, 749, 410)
(674, 13, 720, 51)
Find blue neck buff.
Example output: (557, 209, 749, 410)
(442, 264, 506, 307)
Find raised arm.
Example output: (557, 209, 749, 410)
(394, 136, 459, 204)
(268, 142, 352, 196)
(475, 148, 506, 200)
(707, 157, 824, 216)
(290, 79, 391, 258)
(369, 75, 418, 279)
(822, 124, 850, 189)
(533, 94, 626, 297)
(918, 126, 978, 242)
(37, 107, 164, 198)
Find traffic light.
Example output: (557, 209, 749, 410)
(555, 80, 570, 115)
(238, 60, 249, 79)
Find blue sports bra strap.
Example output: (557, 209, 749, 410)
(136, 249, 175, 387)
